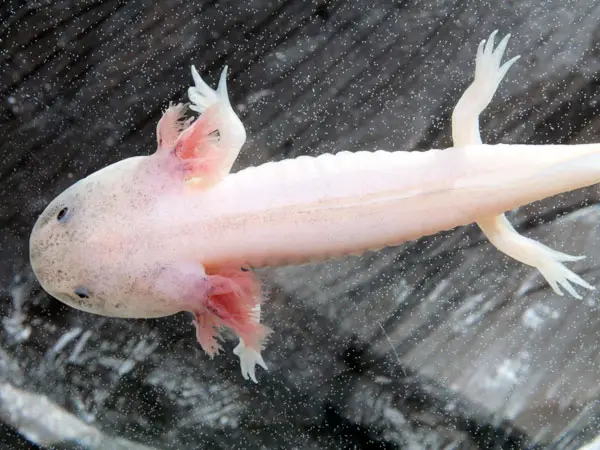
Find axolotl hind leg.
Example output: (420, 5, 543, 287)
(155, 65, 247, 187)
(452, 30, 593, 298)
(452, 30, 520, 145)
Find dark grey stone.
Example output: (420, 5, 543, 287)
(2, 1, 600, 448)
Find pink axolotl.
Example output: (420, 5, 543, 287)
(29, 31, 599, 382)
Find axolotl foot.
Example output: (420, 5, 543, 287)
(469, 29, 520, 115)
(478, 215, 594, 299)
(191, 267, 271, 382)
(233, 337, 268, 383)
(524, 240, 593, 299)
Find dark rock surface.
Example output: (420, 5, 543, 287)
(2, 1, 600, 448)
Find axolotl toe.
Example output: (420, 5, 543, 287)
(30, 33, 600, 383)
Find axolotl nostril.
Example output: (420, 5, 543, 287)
(29, 31, 600, 383)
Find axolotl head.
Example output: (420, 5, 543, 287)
(29, 156, 162, 317)
(30, 179, 85, 308)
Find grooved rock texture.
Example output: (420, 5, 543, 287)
(2, 1, 600, 448)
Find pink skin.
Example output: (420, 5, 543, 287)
(29, 36, 600, 382)
(194, 267, 269, 357)
(30, 67, 270, 382)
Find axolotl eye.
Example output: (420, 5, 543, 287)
(74, 287, 90, 299)
(56, 207, 70, 223)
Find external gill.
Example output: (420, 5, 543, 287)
(166, 64, 247, 187)
(156, 102, 192, 151)
(191, 267, 270, 383)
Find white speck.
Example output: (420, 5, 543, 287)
(497, 359, 519, 383)
(576, 434, 600, 450)
(521, 303, 560, 330)
(117, 359, 135, 376)
(246, 89, 273, 105)
(374, 375, 392, 384)
(383, 407, 407, 427)
(68, 330, 93, 363)
(50, 328, 82, 355)
(7, 96, 16, 105)
(484, 352, 531, 388)
(450, 291, 489, 333)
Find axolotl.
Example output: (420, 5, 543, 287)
(29, 31, 599, 382)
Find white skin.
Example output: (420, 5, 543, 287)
(30, 32, 600, 382)
(451, 30, 593, 298)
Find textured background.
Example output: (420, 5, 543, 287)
(2, 0, 600, 448)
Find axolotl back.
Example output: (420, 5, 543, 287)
(29, 35, 600, 383)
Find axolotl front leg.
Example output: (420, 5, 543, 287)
(154, 67, 269, 382)
(451, 31, 593, 298)
(152, 262, 269, 382)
